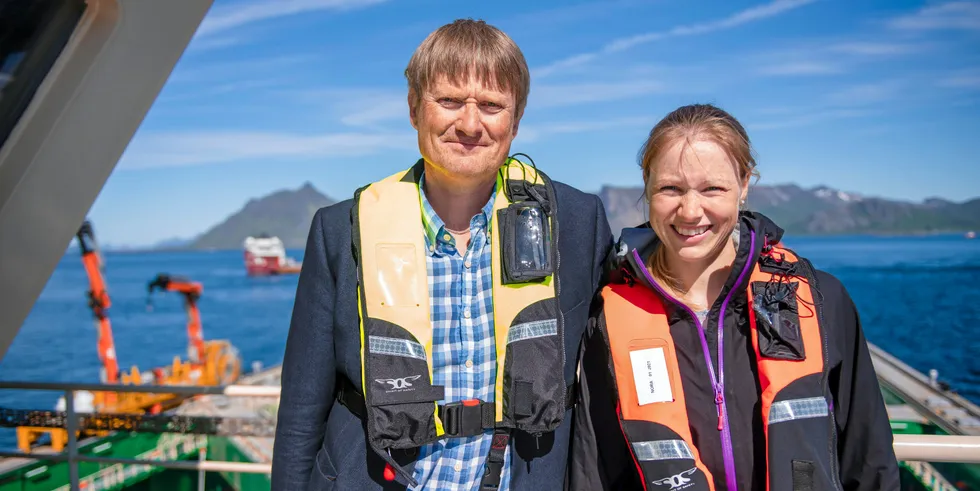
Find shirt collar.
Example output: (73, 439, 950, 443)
(418, 169, 496, 254)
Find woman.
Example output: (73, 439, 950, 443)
(570, 104, 899, 490)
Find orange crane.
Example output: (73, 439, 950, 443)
(143, 272, 241, 396)
(16, 221, 242, 453)
(76, 221, 120, 385)
(147, 274, 206, 364)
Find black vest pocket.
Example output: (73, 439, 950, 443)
(620, 420, 712, 491)
(751, 281, 805, 361)
(363, 318, 444, 449)
(503, 298, 565, 431)
(766, 377, 837, 491)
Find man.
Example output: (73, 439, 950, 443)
(271, 19, 613, 490)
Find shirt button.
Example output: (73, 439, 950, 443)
(464, 259, 471, 268)
(463, 310, 471, 318)
(443, 234, 452, 242)
(454, 462, 463, 472)
(465, 360, 473, 368)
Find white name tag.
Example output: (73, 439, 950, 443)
(630, 347, 673, 405)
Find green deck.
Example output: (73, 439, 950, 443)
(885, 387, 980, 491)
(0, 434, 269, 491)
(0, 385, 975, 490)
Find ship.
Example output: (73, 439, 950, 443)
(0, 0, 978, 490)
(243, 236, 301, 277)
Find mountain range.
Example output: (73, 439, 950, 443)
(187, 182, 334, 250)
(173, 182, 980, 251)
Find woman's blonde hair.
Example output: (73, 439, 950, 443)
(638, 104, 760, 295)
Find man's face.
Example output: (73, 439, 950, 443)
(410, 74, 520, 181)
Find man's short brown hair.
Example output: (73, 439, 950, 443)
(405, 19, 531, 118)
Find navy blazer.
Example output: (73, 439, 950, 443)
(271, 177, 613, 490)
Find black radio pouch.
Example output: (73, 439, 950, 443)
(498, 173, 555, 284)
(751, 281, 805, 361)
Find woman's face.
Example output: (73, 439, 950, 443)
(647, 138, 748, 269)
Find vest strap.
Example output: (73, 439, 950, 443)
(479, 429, 510, 490)
(335, 374, 576, 429)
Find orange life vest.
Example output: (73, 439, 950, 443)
(600, 242, 839, 491)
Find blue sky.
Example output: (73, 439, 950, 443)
(88, 0, 980, 247)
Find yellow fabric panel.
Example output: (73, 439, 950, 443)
(358, 171, 434, 349)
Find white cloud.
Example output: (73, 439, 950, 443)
(747, 108, 873, 130)
(887, 1, 980, 30)
(749, 39, 925, 79)
(825, 42, 923, 56)
(532, 54, 599, 78)
(748, 80, 904, 130)
(503, 0, 642, 28)
(757, 61, 843, 76)
(824, 81, 904, 106)
(118, 130, 414, 169)
(168, 54, 314, 84)
(159, 78, 289, 102)
(294, 88, 407, 128)
(534, 0, 818, 78)
(186, 35, 244, 52)
(519, 116, 652, 142)
(197, 0, 390, 36)
(533, 80, 666, 108)
(938, 73, 980, 88)
(752, 105, 799, 115)
(342, 99, 407, 127)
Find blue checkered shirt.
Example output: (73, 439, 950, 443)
(410, 172, 512, 491)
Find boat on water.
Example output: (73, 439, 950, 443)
(243, 236, 301, 277)
(0, 0, 978, 490)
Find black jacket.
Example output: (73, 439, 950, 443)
(271, 171, 613, 491)
(569, 212, 900, 491)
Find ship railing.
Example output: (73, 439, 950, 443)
(0, 380, 278, 490)
(0, 381, 978, 491)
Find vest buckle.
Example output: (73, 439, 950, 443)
(479, 430, 510, 489)
(440, 399, 493, 437)
(480, 460, 505, 489)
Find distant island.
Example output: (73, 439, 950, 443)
(186, 183, 334, 250)
(152, 181, 980, 251)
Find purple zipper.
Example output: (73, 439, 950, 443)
(631, 228, 755, 491)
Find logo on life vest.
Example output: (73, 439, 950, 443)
(652, 467, 696, 490)
(375, 375, 421, 391)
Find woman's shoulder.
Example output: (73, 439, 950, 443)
(804, 264, 860, 324)
(810, 267, 846, 296)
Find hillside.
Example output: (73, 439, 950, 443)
(182, 182, 979, 251)
(189, 182, 334, 250)
(598, 184, 980, 236)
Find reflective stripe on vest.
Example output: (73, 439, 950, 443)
(352, 158, 566, 456)
(601, 244, 836, 491)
